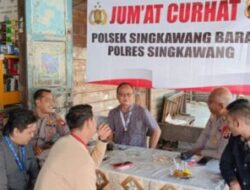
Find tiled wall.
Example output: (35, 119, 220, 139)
(72, 5, 118, 116)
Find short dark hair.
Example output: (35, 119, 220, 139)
(33, 89, 51, 101)
(3, 108, 37, 136)
(116, 82, 134, 94)
(227, 99, 250, 124)
(66, 104, 93, 130)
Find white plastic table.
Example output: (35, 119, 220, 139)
(97, 145, 226, 190)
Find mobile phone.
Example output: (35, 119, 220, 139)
(197, 157, 212, 165)
(180, 151, 193, 160)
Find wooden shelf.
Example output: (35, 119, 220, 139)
(0, 55, 20, 107)
(1, 91, 20, 106)
(2, 55, 19, 59)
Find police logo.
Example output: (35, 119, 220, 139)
(245, 0, 250, 18)
(89, 2, 108, 25)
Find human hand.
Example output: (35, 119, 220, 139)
(41, 142, 53, 150)
(192, 148, 202, 156)
(221, 125, 231, 139)
(33, 146, 43, 156)
(56, 117, 66, 127)
(229, 180, 241, 190)
(97, 123, 112, 141)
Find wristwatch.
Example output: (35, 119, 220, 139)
(98, 137, 108, 143)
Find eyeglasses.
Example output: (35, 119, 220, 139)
(118, 93, 133, 97)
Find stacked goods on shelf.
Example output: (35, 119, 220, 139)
(0, 20, 19, 55)
(0, 20, 20, 106)
(0, 57, 20, 105)
(0, 20, 20, 93)
(3, 57, 19, 92)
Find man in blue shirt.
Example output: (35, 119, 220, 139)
(108, 82, 161, 148)
(220, 99, 250, 190)
(0, 108, 39, 190)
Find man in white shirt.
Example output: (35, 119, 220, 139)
(35, 104, 111, 190)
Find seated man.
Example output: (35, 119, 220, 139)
(32, 89, 69, 161)
(220, 99, 250, 190)
(34, 104, 111, 190)
(108, 82, 161, 148)
(0, 108, 39, 190)
(181, 87, 232, 160)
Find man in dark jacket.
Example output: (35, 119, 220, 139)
(0, 108, 39, 190)
(220, 99, 250, 190)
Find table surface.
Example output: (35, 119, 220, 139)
(99, 145, 225, 190)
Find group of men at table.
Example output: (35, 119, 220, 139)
(0, 82, 249, 190)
